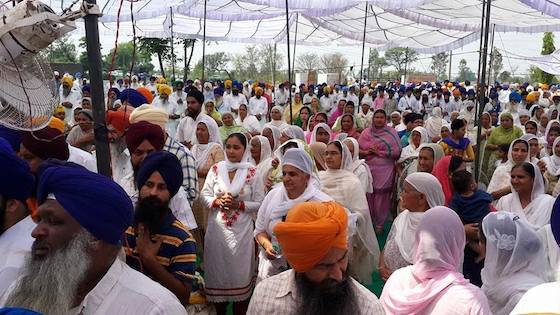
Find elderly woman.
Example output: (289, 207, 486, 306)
(496, 162, 554, 229)
(266, 105, 289, 130)
(201, 133, 264, 314)
(279, 125, 305, 143)
(480, 212, 548, 315)
(318, 140, 380, 284)
(381, 207, 492, 315)
(235, 104, 261, 136)
(309, 122, 333, 145)
(66, 109, 94, 152)
(398, 126, 428, 164)
(343, 137, 373, 194)
(425, 107, 444, 142)
(261, 125, 281, 152)
(218, 112, 246, 142)
(487, 138, 530, 200)
(283, 93, 304, 123)
(379, 173, 445, 280)
(191, 115, 225, 233)
(358, 109, 402, 233)
(254, 148, 330, 281)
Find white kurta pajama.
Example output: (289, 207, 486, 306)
(201, 157, 264, 302)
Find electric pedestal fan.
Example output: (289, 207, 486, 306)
(0, 0, 77, 131)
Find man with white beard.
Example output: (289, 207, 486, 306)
(0, 162, 186, 314)
(0, 138, 35, 298)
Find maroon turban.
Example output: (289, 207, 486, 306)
(125, 121, 165, 153)
(22, 127, 69, 161)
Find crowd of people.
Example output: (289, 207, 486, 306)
(0, 72, 560, 314)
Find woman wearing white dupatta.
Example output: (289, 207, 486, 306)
(424, 107, 444, 142)
(191, 115, 225, 234)
(318, 140, 380, 284)
(201, 133, 264, 311)
(487, 138, 530, 200)
(254, 148, 331, 281)
(343, 137, 373, 193)
(379, 172, 445, 280)
(496, 162, 554, 229)
(249, 135, 273, 196)
(398, 126, 428, 163)
(480, 212, 548, 315)
(541, 136, 560, 194)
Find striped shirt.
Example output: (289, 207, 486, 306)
(164, 137, 198, 205)
(124, 211, 198, 289)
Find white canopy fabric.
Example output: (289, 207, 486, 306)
(501, 49, 560, 76)
(43, 0, 560, 53)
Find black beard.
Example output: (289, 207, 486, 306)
(294, 270, 358, 315)
(134, 195, 170, 233)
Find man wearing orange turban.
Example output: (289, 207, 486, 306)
(248, 201, 384, 314)
(106, 110, 132, 182)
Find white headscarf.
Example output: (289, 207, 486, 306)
(261, 125, 282, 151)
(310, 123, 333, 144)
(394, 173, 445, 264)
(343, 137, 373, 193)
(481, 212, 547, 315)
(250, 135, 272, 166)
(425, 107, 443, 139)
(217, 133, 253, 196)
(281, 125, 305, 141)
(543, 136, 560, 175)
(328, 140, 353, 170)
(191, 115, 222, 170)
(268, 105, 289, 129)
(399, 126, 429, 163)
(496, 162, 554, 228)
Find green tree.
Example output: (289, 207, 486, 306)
(44, 36, 77, 63)
(368, 49, 387, 80)
(489, 48, 503, 83)
(192, 52, 232, 80)
(456, 59, 476, 82)
(384, 47, 418, 77)
(104, 41, 154, 75)
(497, 71, 511, 83)
(538, 32, 556, 84)
(430, 52, 449, 80)
(320, 52, 349, 84)
(182, 39, 196, 80)
(138, 38, 171, 78)
(257, 44, 284, 84)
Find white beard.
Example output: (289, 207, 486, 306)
(4, 230, 93, 315)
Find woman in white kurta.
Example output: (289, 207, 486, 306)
(496, 162, 555, 229)
(235, 104, 261, 136)
(254, 148, 331, 281)
(342, 137, 373, 194)
(487, 138, 530, 200)
(191, 115, 225, 232)
(480, 212, 548, 315)
(398, 126, 428, 163)
(249, 135, 273, 197)
(318, 140, 380, 284)
(201, 132, 264, 313)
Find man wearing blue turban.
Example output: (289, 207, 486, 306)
(1, 162, 186, 314)
(119, 88, 148, 108)
(0, 138, 34, 298)
(124, 151, 198, 307)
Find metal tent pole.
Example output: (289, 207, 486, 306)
(285, 0, 293, 124)
(201, 0, 207, 82)
(84, 0, 110, 176)
(292, 13, 298, 82)
(359, 3, 368, 101)
(474, 0, 492, 182)
(448, 51, 452, 80)
(170, 7, 175, 81)
(486, 24, 496, 87)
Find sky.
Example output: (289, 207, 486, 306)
(68, 28, 558, 80)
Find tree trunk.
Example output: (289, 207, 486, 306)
(157, 52, 166, 78)
(183, 41, 187, 81)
